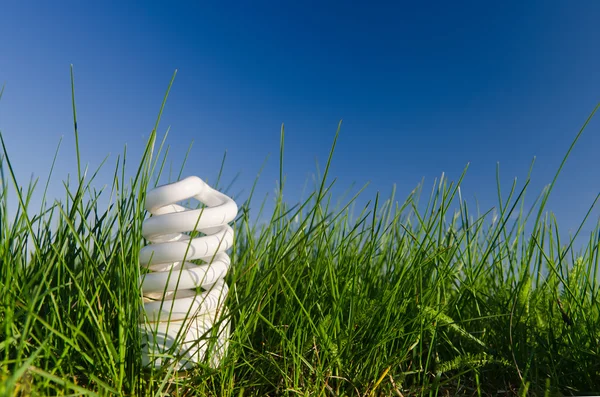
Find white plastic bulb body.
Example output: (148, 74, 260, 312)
(139, 176, 238, 369)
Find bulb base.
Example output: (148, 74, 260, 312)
(140, 309, 230, 370)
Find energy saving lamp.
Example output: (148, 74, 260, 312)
(138, 176, 238, 369)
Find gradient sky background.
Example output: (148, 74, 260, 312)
(1, 1, 600, 240)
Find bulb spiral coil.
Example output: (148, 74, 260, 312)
(139, 176, 238, 369)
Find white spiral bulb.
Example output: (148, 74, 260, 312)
(139, 176, 238, 369)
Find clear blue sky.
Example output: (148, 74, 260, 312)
(1, 1, 599, 237)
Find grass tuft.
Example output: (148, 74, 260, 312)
(0, 77, 599, 396)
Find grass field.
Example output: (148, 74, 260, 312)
(1, 75, 600, 396)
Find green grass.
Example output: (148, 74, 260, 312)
(1, 73, 600, 396)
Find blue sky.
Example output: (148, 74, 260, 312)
(1, 1, 600, 238)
